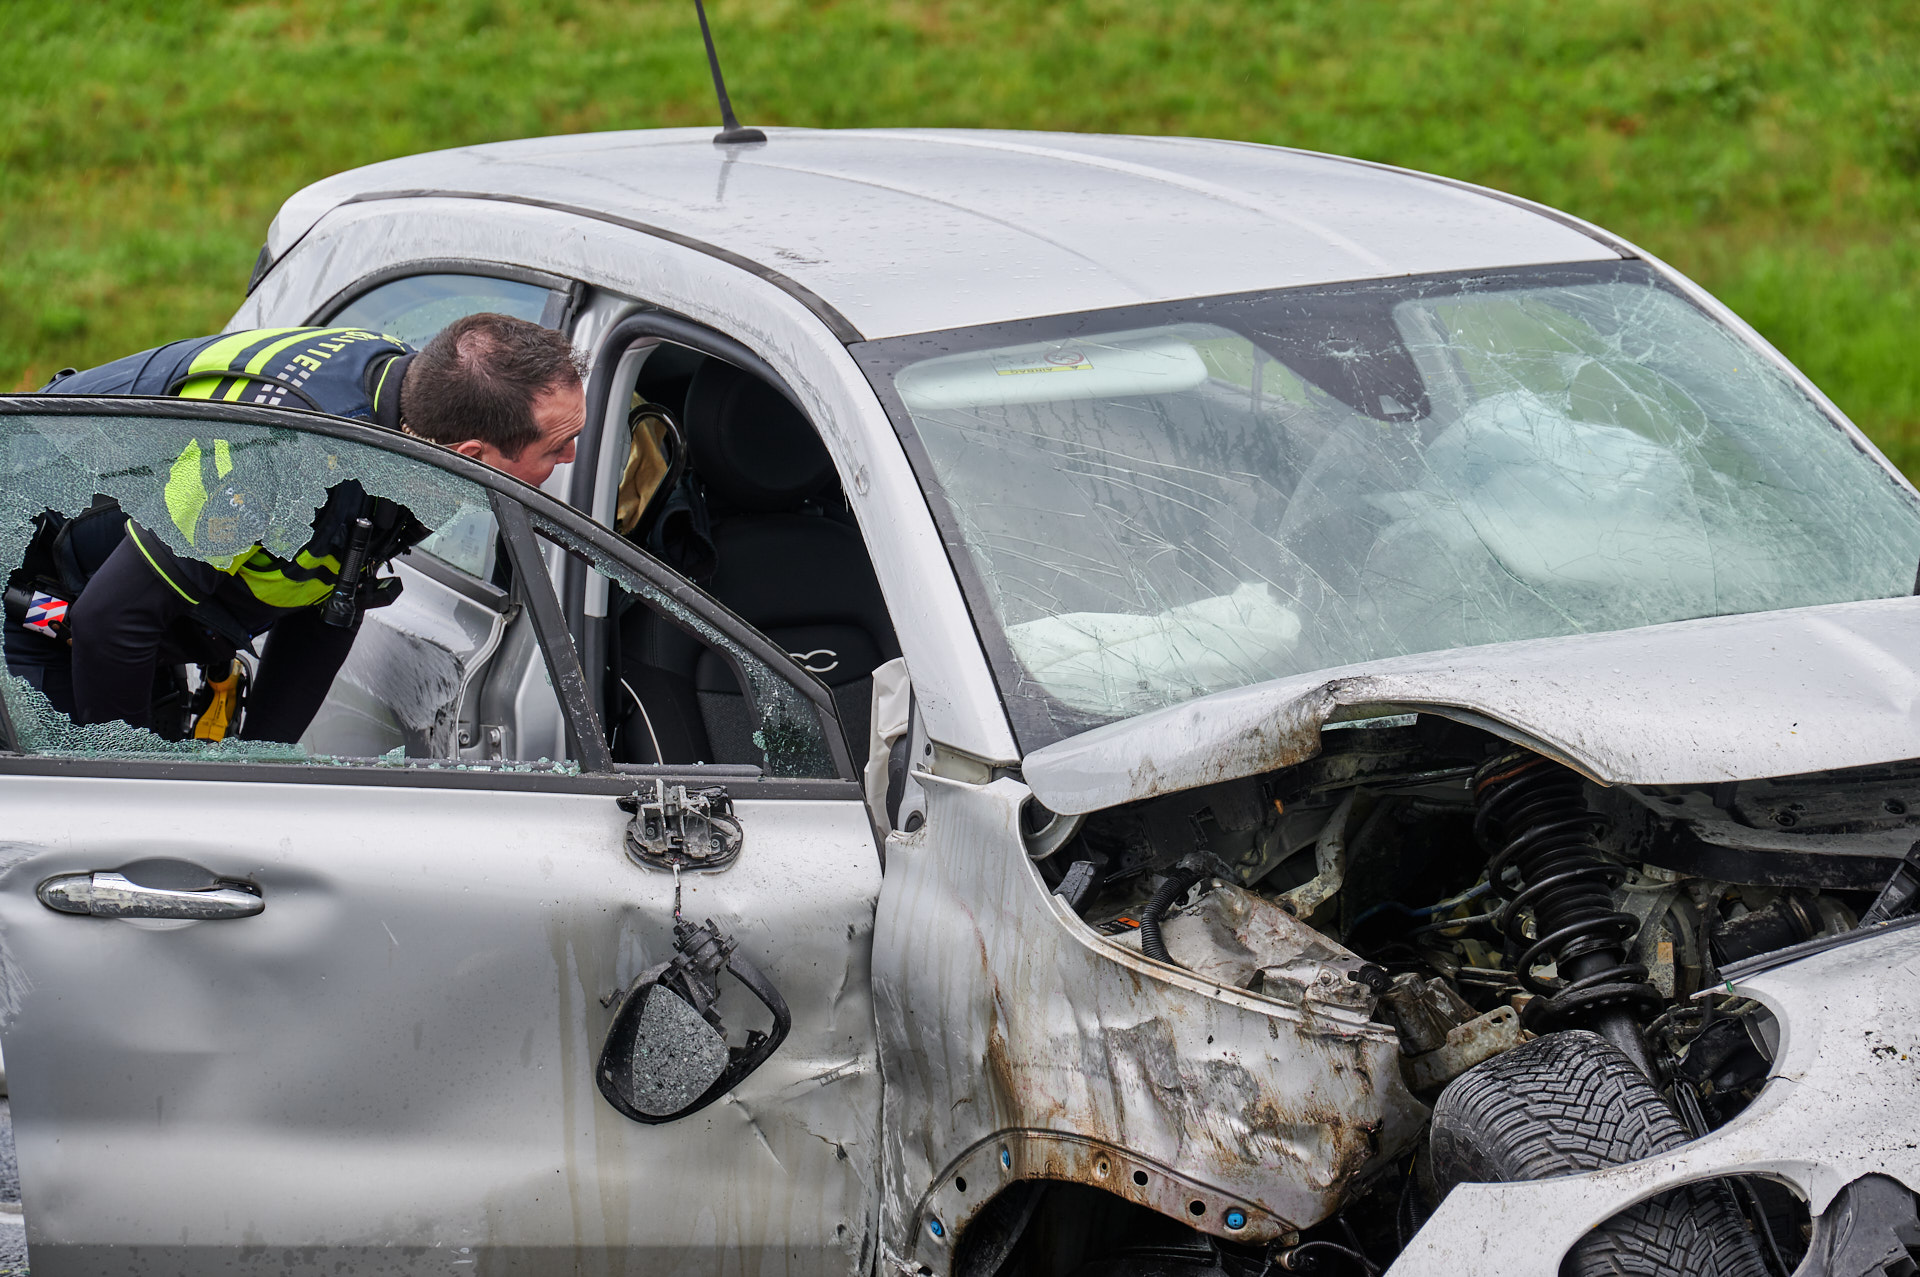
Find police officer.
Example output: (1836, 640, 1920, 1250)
(8, 312, 584, 742)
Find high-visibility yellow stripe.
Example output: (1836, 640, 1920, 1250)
(212, 439, 233, 478)
(188, 331, 299, 401)
(236, 545, 341, 585)
(166, 440, 209, 543)
(370, 353, 398, 413)
(179, 327, 385, 402)
(232, 330, 330, 400)
(125, 522, 202, 605)
(186, 328, 302, 379)
(234, 547, 341, 608)
(243, 330, 322, 376)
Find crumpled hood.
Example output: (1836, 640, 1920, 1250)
(1021, 595, 1920, 815)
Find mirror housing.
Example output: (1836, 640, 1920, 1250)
(597, 917, 791, 1124)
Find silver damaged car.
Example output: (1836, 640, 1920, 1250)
(3, 128, 1919, 1277)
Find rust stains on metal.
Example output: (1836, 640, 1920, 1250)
(874, 776, 1429, 1275)
(910, 1130, 1299, 1253)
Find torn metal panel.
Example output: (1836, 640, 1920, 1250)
(913, 1131, 1295, 1254)
(1024, 594, 1920, 814)
(1401, 1006, 1530, 1093)
(1387, 923, 1920, 1276)
(1120, 882, 1375, 1009)
(872, 774, 1426, 1272)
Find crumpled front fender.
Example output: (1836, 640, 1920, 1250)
(874, 775, 1428, 1273)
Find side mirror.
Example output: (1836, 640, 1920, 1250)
(597, 917, 790, 1124)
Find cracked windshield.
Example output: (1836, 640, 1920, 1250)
(862, 261, 1920, 746)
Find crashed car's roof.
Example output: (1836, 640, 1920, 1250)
(1022, 596, 1920, 814)
(263, 127, 1618, 340)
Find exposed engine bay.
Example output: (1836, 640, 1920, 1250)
(1026, 713, 1920, 1276)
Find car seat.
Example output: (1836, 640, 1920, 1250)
(611, 360, 899, 766)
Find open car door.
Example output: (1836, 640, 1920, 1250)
(0, 397, 882, 1276)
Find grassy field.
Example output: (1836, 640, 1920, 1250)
(3, 0, 1917, 469)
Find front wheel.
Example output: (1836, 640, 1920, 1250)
(1429, 1030, 1768, 1277)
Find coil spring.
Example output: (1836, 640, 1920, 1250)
(1472, 752, 1663, 1028)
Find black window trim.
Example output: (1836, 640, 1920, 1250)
(566, 305, 820, 734)
(307, 258, 585, 335)
(571, 306, 809, 517)
(495, 490, 611, 774)
(0, 394, 857, 790)
(397, 543, 511, 612)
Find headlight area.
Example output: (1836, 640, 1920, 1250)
(948, 715, 1920, 1277)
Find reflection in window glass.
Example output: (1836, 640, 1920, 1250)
(413, 500, 498, 580)
(305, 502, 512, 762)
(328, 273, 553, 347)
(0, 410, 571, 771)
(858, 261, 1920, 746)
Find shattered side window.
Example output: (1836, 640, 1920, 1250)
(856, 261, 1920, 747)
(0, 408, 528, 769)
(301, 492, 512, 761)
(412, 501, 498, 580)
(535, 519, 839, 779)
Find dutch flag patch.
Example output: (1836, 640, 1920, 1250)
(24, 591, 69, 638)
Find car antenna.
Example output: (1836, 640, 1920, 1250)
(693, 0, 765, 145)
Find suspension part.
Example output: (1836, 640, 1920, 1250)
(1472, 751, 1662, 1070)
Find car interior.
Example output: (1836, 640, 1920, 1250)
(596, 340, 900, 768)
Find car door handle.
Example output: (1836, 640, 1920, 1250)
(37, 872, 264, 920)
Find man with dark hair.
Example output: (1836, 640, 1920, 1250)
(6, 313, 586, 743)
(402, 312, 587, 488)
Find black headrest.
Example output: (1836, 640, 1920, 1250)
(685, 361, 834, 513)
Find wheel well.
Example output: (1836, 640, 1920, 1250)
(955, 1181, 1222, 1277)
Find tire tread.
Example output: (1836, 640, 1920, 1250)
(1430, 1031, 1768, 1277)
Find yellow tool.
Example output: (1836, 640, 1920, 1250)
(192, 658, 245, 741)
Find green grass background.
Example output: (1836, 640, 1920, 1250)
(3, 0, 1917, 469)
